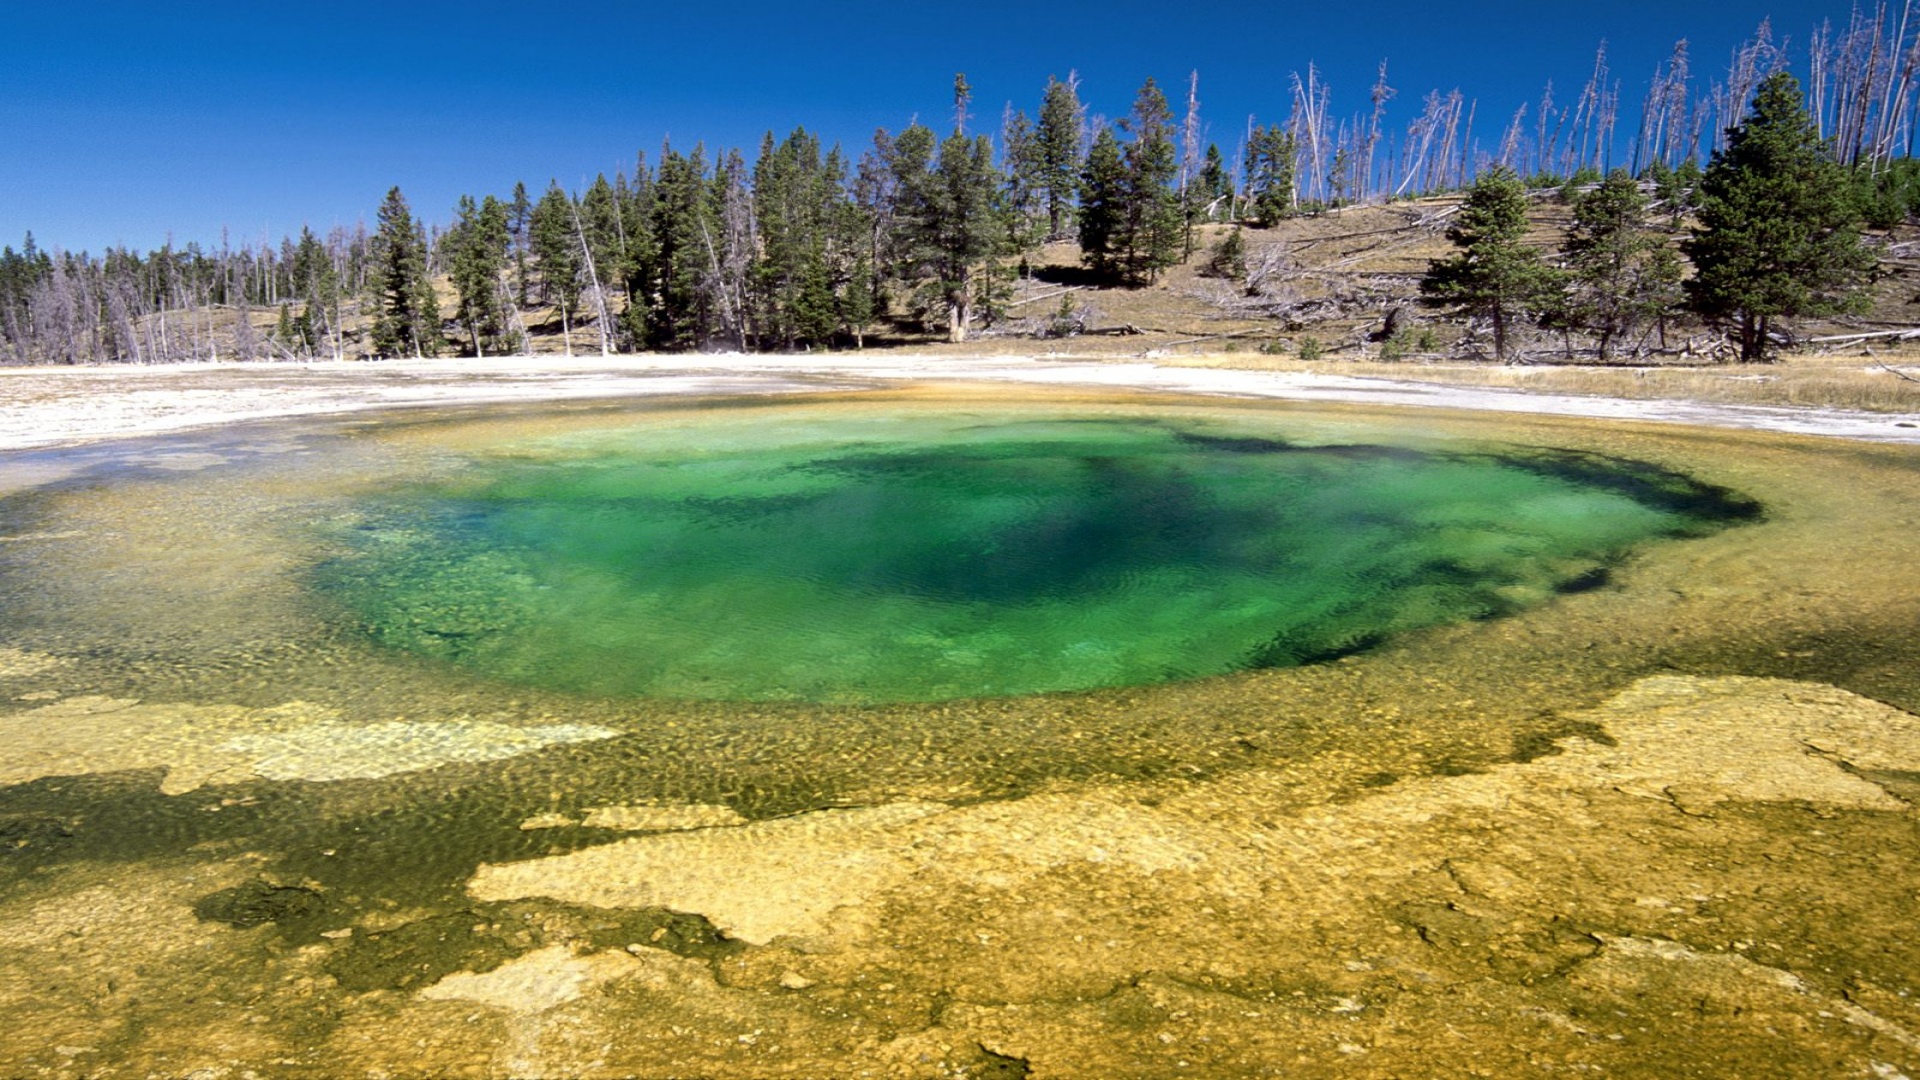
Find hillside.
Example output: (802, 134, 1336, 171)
(488, 190, 1920, 415)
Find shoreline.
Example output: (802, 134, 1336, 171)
(1, 352, 1918, 451)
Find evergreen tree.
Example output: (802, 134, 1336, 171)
(1199, 143, 1234, 221)
(1245, 125, 1299, 227)
(1077, 127, 1127, 279)
(1684, 70, 1873, 361)
(1563, 169, 1680, 361)
(754, 128, 842, 348)
(446, 194, 517, 356)
(289, 225, 342, 359)
(884, 80, 1008, 342)
(1205, 225, 1248, 282)
(1119, 78, 1185, 284)
(615, 153, 659, 348)
(368, 186, 440, 358)
(839, 251, 877, 348)
(508, 181, 533, 306)
(646, 144, 717, 350)
(999, 107, 1048, 261)
(1420, 167, 1562, 362)
(1035, 75, 1085, 238)
(579, 174, 631, 313)
(529, 182, 584, 353)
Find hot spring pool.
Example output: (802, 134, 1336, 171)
(2, 387, 1918, 1079)
(313, 406, 1757, 703)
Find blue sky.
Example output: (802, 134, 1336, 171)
(2, 1, 1856, 254)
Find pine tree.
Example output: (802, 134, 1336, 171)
(1199, 143, 1234, 221)
(616, 153, 659, 348)
(529, 182, 583, 354)
(709, 147, 757, 349)
(368, 186, 440, 358)
(579, 174, 631, 318)
(754, 128, 841, 348)
(1684, 70, 1873, 361)
(1035, 75, 1085, 239)
(446, 194, 516, 356)
(646, 144, 716, 350)
(1245, 125, 1299, 227)
(290, 226, 342, 360)
(1564, 169, 1678, 361)
(508, 181, 533, 306)
(884, 79, 1008, 342)
(1205, 225, 1248, 282)
(999, 107, 1048, 261)
(1420, 167, 1562, 362)
(1119, 78, 1185, 284)
(1077, 127, 1127, 279)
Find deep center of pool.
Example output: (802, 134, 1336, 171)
(316, 410, 1757, 703)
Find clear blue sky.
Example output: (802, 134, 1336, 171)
(2, 1, 1855, 254)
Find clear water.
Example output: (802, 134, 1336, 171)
(314, 409, 1758, 704)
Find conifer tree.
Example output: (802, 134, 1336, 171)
(1684, 70, 1872, 361)
(710, 147, 757, 349)
(615, 154, 658, 348)
(646, 144, 717, 350)
(447, 194, 516, 356)
(884, 78, 1008, 342)
(368, 186, 440, 358)
(529, 182, 583, 353)
(1244, 125, 1299, 227)
(508, 181, 533, 306)
(579, 174, 631, 310)
(1199, 143, 1234, 221)
(1205, 226, 1248, 282)
(1035, 75, 1086, 238)
(1077, 128, 1127, 279)
(1119, 78, 1186, 283)
(288, 226, 343, 360)
(1420, 167, 1562, 362)
(1563, 169, 1679, 360)
(999, 107, 1048, 260)
(754, 128, 842, 348)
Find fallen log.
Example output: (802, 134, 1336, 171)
(1805, 327, 1920, 344)
(1008, 285, 1088, 309)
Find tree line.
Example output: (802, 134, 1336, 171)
(1421, 71, 1874, 363)
(8, 5, 1920, 364)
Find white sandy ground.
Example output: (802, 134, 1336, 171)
(0, 353, 1916, 451)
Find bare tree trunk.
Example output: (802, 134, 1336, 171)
(567, 200, 613, 356)
(1366, 62, 1394, 202)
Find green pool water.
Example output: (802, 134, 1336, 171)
(315, 408, 1758, 704)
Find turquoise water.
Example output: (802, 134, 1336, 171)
(315, 409, 1757, 703)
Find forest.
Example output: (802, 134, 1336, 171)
(4, 9, 1919, 366)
